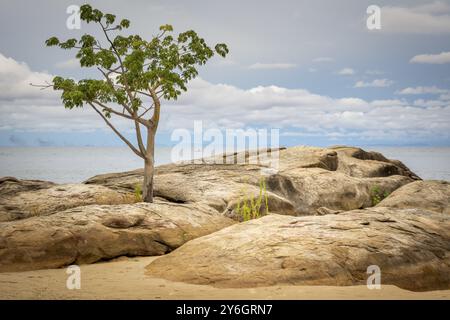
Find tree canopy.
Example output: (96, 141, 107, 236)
(44, 4, 228, 158)
(43, 4, 228, 202)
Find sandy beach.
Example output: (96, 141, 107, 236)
(1, 257, 449, 300)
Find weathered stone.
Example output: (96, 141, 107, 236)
(0, 183, 136, 222)
(0, 202, 235, 272)
(331, 146, 421, 180)
(146, 208, 450, 291)
(0, 177, 55, 198)
(378, 180, 450, 214)
(85, 146, 416, 217)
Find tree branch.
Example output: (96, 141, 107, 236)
(149, 87, 161, 130)
(134, 119, 147, 157)
(88, 102, 144, 159)
(96, 67, 136, 116)
(99, 21, 135, 103)
(92, 100, 135, 120)
(139, 105, 154, 118)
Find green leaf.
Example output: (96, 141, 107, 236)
(45, 37, 60, 46)
(120, 19, 130, 28)
(105, 13, 116, 25)
(214, 43, 229, 57)
(59, 38, 77, 49)
(159, 24, 173, 32)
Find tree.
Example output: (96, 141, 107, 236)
(42, 4, 228, 202)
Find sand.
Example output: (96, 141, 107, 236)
(0, 257, 449, 300)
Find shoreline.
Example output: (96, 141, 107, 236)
(1, 257, 449, 300)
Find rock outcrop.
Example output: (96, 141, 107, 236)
(0, 202, 234, 272)
(146, 208, 450, 291)
(0, 183, 136, 222)
(330, 146, 420, 180)
(85, 146, 417, 217)
(0, 177, 55, 197)
(2, 145, 442, 282)
(377, 180, 450, 214)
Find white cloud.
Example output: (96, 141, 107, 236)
(0, 53, 130, 132)
(337, 68, 355, 75)
(410, 51, 450, 64)
(397, 86, 448, 95)
(0, 53, 56, 101)
(248, 63, 297, 70)
(381, 2, 450, 34)
(1, 53, 449, 143)
(161, 78, 449, 142)
(354, 79, 394, 88)
(413, 99, 447, 108)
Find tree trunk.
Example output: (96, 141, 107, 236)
(142, 128, 156, 203)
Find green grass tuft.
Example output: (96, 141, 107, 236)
(134, 183, 143, 202)
(370, 185, 390, 206)
(235, 177, 269, 221)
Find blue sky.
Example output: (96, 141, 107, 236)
(0, 0, 449, 147)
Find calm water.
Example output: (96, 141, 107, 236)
(0, 147, 173, 183)
(0, 146, 449, 183)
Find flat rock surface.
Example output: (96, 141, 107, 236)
(146, 208, 450, 291)
(377, 180, 450, 214)
(0, 202, 234, 272)
(0, 183, 136, 222)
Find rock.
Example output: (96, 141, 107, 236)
(330, 146, 421, 180)
(146, 208, 450, 291)
(0, 202, 235, 272)
(85, 146, 416, 217)
(83, 169, 143, 191)
(316, 207, 342, 216)
(0, 183, 136, 222)
(377, 180, 450, 214)
(265, 168, 411, 215)
(0, 177, 55, 198)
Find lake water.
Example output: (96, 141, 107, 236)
(0, 146, 449, 183)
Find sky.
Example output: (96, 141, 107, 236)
(0, 0, 450, 147)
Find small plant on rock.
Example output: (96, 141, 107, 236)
(134, 183, 143, 203)
(235, 177, 269, 221)
(370, 185, 390, 206)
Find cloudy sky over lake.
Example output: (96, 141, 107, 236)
(0, 0, 450, 146)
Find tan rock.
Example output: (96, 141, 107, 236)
(331, 146, 420, 180)
(0, 177, 55, 197)
(146, 208, 450, 291)
(85, 146, 415, 217)
(0, 183, 136, 222)
(377, 180, 450, 214)
(0, 202, 235, 272)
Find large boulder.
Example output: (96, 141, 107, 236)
(377, 180, 450, 214)
(330, 146, 420, 180)
(0, 183, 136, 222)
(146, 208, 450, 291)
(0, 202, 234, 272)
(0, 177, 55, 197)
(85, 146, 416, 217)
